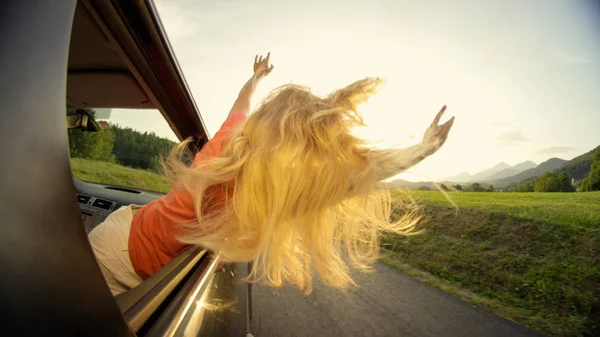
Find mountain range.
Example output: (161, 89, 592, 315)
(445, 161, 537, 183)
(383, 145, 599, 190)
(487, 158, 567, 188)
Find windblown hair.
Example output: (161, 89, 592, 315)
(164, 78, 423, 293)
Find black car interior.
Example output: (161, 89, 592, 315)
(74, 178, 162, 233)
(0, 0, 249, 336)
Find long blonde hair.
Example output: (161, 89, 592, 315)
(164, 78, 422, 293)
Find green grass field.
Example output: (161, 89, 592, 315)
(383, 190, 600, 337)
(70, 158, 170, 193)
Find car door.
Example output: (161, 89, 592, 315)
(0, 1, 250, 336)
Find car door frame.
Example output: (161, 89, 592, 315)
(0, 1, 249, 336)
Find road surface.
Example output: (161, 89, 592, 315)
(249, 262, 545, 337)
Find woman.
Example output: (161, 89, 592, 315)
(89, 53, 455, 295)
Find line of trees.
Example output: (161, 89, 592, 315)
(111, 125, 176, 171)
(511, 172, 573, 192)
(68, 126, 116, 162)
(533, 172, 573, 192)
(68, 109, 177, 173)
(514, 182, 534, 192)
(452, 183, 494, 192)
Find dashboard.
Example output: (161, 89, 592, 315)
(73, 178, 163, 233)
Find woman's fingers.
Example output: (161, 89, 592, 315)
(442, 117, 455, 137)
(434, 116, 455, 141)
(253, 53, 273, 76)
(444, 116, 455, 130)
(432, 105, 447, 126)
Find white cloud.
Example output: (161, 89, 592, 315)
(497, 129, 530, 146)
(535, 146, 577, 156)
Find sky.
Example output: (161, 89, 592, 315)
(107, 0, 600, 182)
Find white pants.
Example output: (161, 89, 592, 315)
(88, 205, 144, 296)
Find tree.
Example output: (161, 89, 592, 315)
(534, 172, 561, 192)
(514, 182, 534, 192)
(68, 127, 115, 162)
(110, 124, 177, 170)
(453, 184, 463, 191)
(468, 183, 485, 192)
(557, 172, 573, 192)
(440, 184, 449, 191)
(148, 155, 162, 174)
(486, 185, 495, 192)
(580, 148, 600, 192)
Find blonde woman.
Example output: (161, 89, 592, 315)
(88, 53, 455, 295)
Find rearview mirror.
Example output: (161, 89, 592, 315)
(67, 109, 101, 132)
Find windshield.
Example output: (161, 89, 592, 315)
(68, 108, 179, 193)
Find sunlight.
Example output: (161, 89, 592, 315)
(153, 0, 600, 182)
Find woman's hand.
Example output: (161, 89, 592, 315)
(253, 52, 274, 80)
(421, 105, 455, 156)
(365, 105, 455, 182)
(228, 53, 274, 117)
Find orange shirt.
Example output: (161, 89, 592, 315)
(128, 112, 246, 279)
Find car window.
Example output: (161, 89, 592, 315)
(68, 108, 179, 194)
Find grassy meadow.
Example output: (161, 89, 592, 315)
(70, 158, 169, 193)
(383, 190, 600, 337)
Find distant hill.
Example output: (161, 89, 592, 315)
(469, 162, 511, 182)
(445, 161, 536, 184)
(488, 158, 567, 188)
(486, 168, 520, 181)
(382, 179, 493, 190)
(444, 172, 472, 183)
(444, 162, 509, 183)
(381, 179, 435, 190)
(556, 145, 599, 180)
(485, 161, 537, 181)
(512, 160, 538, 172)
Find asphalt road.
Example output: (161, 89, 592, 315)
(249, 262, 545, 337)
